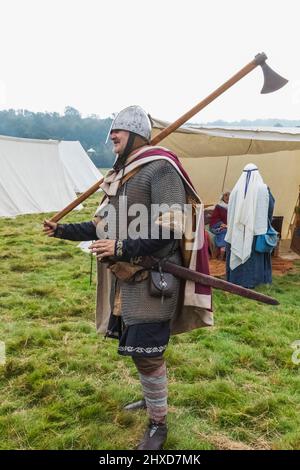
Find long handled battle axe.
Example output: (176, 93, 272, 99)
(50, 52, 287, 223)
(48, 52, 287, 306)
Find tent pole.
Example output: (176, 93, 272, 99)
(221, 156, 230, 193)
(288, 186, 300, 238)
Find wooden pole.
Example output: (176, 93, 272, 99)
(50, 180, 103, 223)
(151, 59, 259, 145)
(50, 54, 263, 223)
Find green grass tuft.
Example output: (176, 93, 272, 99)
(0, 194, 300, 449)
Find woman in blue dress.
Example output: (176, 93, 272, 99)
(225, 163, 275, 289)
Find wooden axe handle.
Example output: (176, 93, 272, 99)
(151, 59, 259, 145)
(50, 180, 103, 223)
(50, 55, 262, 223)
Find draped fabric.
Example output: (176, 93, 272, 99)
(226, 189, 275, 288)
(225, 163, 269, 270)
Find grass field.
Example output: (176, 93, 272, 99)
(0, 193, 300, 450)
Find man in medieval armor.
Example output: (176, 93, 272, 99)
(44, 105, 212, 450)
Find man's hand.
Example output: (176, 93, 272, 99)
(90, 239, 116, 259)
(43, 219, 58, 237)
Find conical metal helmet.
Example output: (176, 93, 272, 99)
(107, 105, 152, 142)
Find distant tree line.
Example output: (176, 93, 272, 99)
(0, 106, 114, 168)
(1, 108, 299, 169)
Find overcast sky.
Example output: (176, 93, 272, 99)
(0, 0, 299, 122)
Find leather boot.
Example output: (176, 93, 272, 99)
(123, 399, 147, 411)
(136, 421, 168, 450)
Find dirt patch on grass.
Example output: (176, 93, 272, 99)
(209, 257, 294, 278)
(209, 259, 226, 277)
(196, 431, 271, 450)
(272, 257, 294, 276)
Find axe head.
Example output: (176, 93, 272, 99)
(260, 61, 288, 94)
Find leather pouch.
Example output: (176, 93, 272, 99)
(149, 269, 174, 298)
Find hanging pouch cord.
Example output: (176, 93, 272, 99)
(158, 262, 168, 304)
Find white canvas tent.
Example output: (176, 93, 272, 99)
(0, 135, 101, 218)
(152, 120, 300, 239)
(58, 140, 102, 193)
